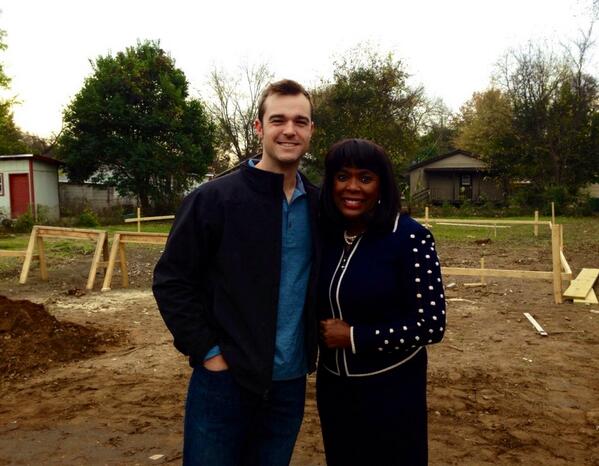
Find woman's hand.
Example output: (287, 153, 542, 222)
(320, 319, 351, 348)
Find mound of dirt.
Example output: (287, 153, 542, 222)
(0, 295, 124, 381)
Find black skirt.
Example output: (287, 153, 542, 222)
(316, 348, 428, 466)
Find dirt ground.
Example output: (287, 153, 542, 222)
(0, 236, 598, 466)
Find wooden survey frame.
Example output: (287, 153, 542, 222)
(124, 207, 174, 232)
(416, 207, 552, 235)
(440, 224, 570, 304)
(19, 226, 109, 290)
(101, 231, 168, 291)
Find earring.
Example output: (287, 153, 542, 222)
(377, 199, 381, 205)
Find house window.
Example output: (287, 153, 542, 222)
(460, 174, 472, 187)
(0, 173, 4, 196)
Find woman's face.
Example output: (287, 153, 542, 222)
(332, 166, 381, 226)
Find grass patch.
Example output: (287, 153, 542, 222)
(103, 222, 172, 234)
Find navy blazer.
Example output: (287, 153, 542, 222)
(318, 214, 446, 377)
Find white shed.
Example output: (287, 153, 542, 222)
(0, 154, 61, 221)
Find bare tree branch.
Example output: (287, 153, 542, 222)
(207, 63, 273, 162)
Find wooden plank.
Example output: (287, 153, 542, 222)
(37, 229, 101, 241)
(36, 236, 48, 281)
(560, 251, 572, 275)
(534, 210, 539, 237)
(480, 257, 486, 285)
(573, 288, 599, 305)
(436, 222, 511, 228)
(120, 237, 167, 245)
(551, 224, 563, 304)
(124, 215, 175, 223)
(0, 251, 39, 259)
(119, 243, 129, 288)
(86, 231, 107, 290)
(414, 217, 551, 227)
(442, 266, 570, 280)
(523, 312, 548, 336)
(563, 268, 599, 298)
(19, 227, 38, 284)
(34, 225, 102, 234)
(117, 232, 168, 244)
(101, 234, 121, 292)
(118, 231, 169, 236)
(0, 250, 28, 257)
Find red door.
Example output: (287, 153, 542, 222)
(9, 174, 31, 218)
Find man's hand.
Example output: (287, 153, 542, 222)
(203, 354, 229, 372)
(320, 319, 351, 348)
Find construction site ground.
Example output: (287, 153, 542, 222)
(0, 217, 598, 465)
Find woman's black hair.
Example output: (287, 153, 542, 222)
(320, 138, 401, 237)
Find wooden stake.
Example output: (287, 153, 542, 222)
(523, 312, 548, 336)
(119, 242, 129, 288)
(480, 257, 486, 285)
(551, 202, 555, 226)
(425, 206, 430, 229)
(36, 235, 48, 281)
(86, 231, 107, 290)
(102, 233, 121, 292)
(136, 207, 141, 233)
(102, 237, 110, 274)
(19, 226, 39, 284)
(551, 224, 563, 304)
(534, 210, 539, 237)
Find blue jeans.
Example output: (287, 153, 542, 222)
(183, 365, 306, 466)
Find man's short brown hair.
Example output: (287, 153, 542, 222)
(257, 79, 313, 122)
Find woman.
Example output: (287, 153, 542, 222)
(317, 139, 446, 465)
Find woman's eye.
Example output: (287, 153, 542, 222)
(336, 174, 348, 181)
(360, 175, 373, 183)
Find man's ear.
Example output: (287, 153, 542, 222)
(254, 118, 263, 139)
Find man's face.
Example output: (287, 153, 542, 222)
(254, 93, 314, 170)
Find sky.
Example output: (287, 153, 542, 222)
(1, 0, 597, 139)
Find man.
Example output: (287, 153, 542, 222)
(153, 79, 319, 466)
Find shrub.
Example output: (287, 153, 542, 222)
(75, 208, 100, 227)
(13, 210, 35, 233)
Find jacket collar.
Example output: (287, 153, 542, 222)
(240, 158, 284, 195)
(241, 155, 317, 196)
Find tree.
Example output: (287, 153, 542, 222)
(207, 63, 272, 164)
(495, 40, 599, 199)
(0, 101, 28, 154)
(0, 28, 28, 155)
(57, 40, 215, 212)
(414, 98, 457, 162)
(453, 88, 518, 189)
(308, 46, 425, 179)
